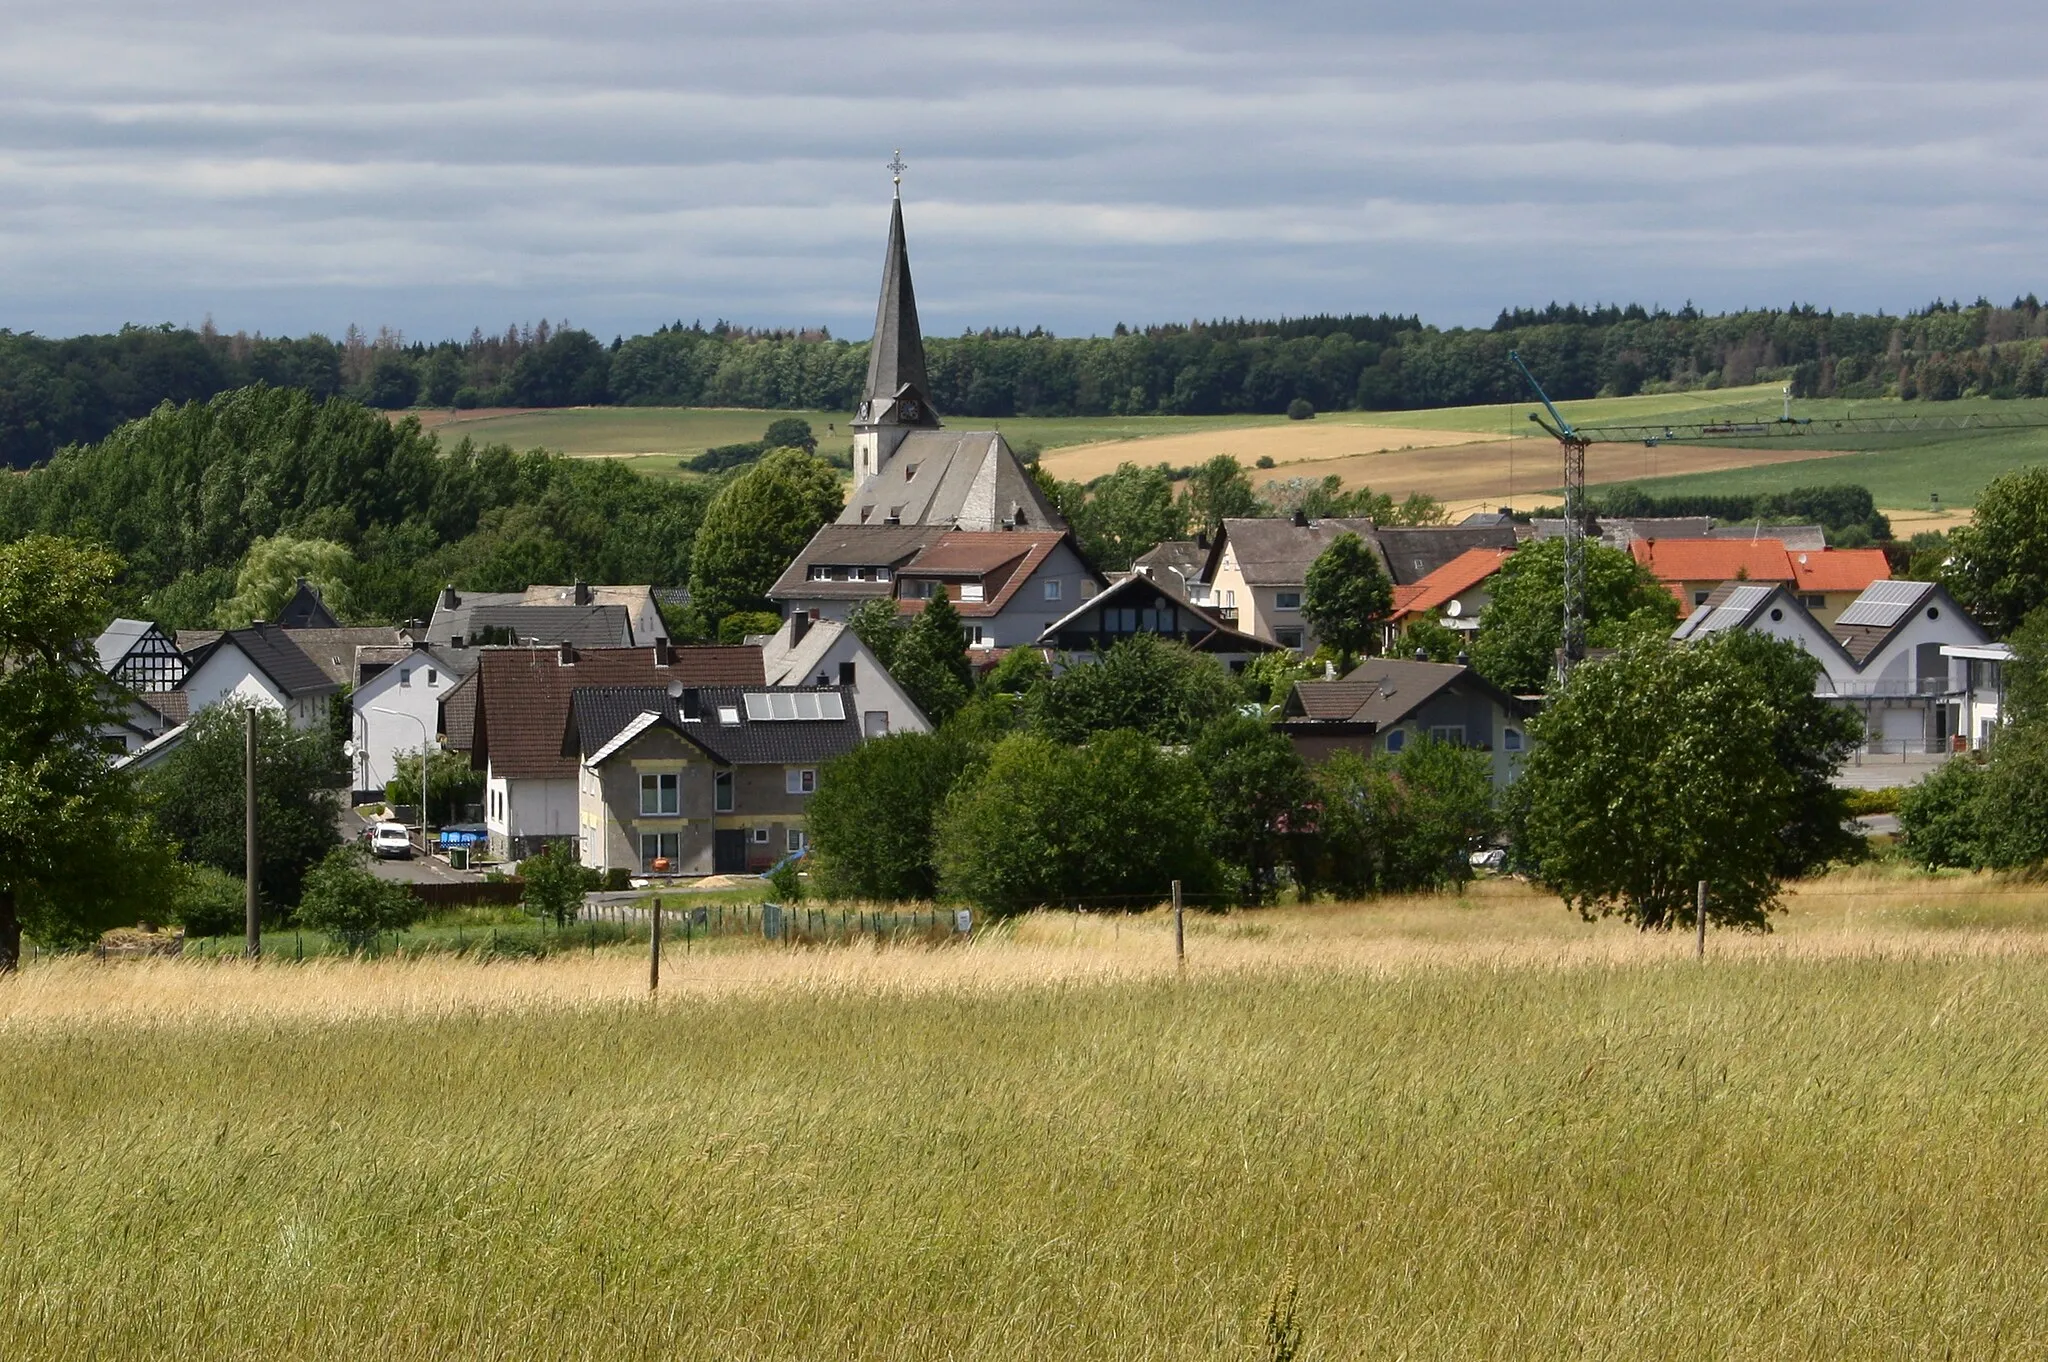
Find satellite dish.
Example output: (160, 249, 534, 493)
(342, 739, 357, 758)
(667, 679, 684, 700)
(1446, 599, 1464, 618)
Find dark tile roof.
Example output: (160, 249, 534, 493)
(1132, 540, 1206, 583)
(184, 623, 340, 700)
(147, 690, 191, 725)
(1036, 569, 1276, 655)
(473, 645, 765, 779)
(1373, 525, 1522, 585)
(1205, 517, 1382, 586)
(1285, 658, 1528, 728)
(278, 579, 341, 629)
(281, 626, 406, 687)
(770, 523, 948, 600)
(463, 604, 634, 648)
(567, 685, 862, 768)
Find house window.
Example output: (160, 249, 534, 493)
(864, 710, 889, 737)
(1276, 628, 1304, 650)
(1274, 591, 1302, 611)
(1802, 594, 1826, 609)
(640, 772, 679, 815)
(786, 768, 816, 795)
(1044, 579, 1062, 602)
(966, 625, 987, 647)
(1429, 725, 1467, 746)
(1385, 729, 1407, 753)
(960, 583, 986, 603)
(718, 705, 740, 724)
(787, 827, 806, 853)
(640, 831, 680, 871)
(1504, 728, 1524, 752)
(427, 669, 438, 686)
(399, 669, 412, 687)
(752, 827, 771, 844)
(715, 770, 734, 812)
(839, 660, 856, 685)
(1694, 590, 1711, 606)
(1141, 606, 1176, 633)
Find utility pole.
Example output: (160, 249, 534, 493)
(1696, 880, 1708, 961)
(244, 707, 260, 959)
(1172, 879, 1184, 969)
(650, 897, 662, 993)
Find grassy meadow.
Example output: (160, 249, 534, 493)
(6, 871, 2048, 1359)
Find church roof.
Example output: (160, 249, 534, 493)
(839, 429, 1065, 532)
(859, 196, 939, 429)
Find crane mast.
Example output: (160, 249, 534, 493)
(1509, 351, 1589, 679)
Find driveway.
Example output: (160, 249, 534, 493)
(1832, 753, 1951, 790)
(340, 804, 478, 884)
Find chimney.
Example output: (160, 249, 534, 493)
(653, 636, 672, 666)
(558, 641, 577, 665)
(792, 613, 811, 645)
(573, 578, 591, 606)
(679, 687, 701, 721)
(1455, 650, 1470, 667)
(1414, 647, 1428, 661)
(1196, 531, 1209, 551)
(440, 584, 460, 610)
(1292, 509, 1309, 528)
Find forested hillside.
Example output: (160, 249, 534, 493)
(5, 298, 2048, 467)
(0, 386, 709, 628)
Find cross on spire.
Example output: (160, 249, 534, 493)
(887, 149, 906, 197)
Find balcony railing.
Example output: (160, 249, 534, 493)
(1817, 678, 1956, 699)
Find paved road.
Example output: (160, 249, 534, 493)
(339, 805, 478, 884)
(1831, 753, 1950, 790)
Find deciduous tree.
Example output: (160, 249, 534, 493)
(1302, 531, 1393, 659)
(808, 730, 982, 901)
(1194, 716, 1312, 903)
(1027, 634, 1240, 745)
(1471, 538, 1678, 693)
(685, 447, 844, 632)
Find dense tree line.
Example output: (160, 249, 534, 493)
(9, 297, 2048, 467)
(0, 385, 711, 628)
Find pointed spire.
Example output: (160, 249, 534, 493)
(857, 194, 939, 431)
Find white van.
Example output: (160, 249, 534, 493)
(370, 823, 414, 859)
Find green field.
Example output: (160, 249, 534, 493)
(1622, 424, 2048, 510)
(7, 876, 2048, 1358)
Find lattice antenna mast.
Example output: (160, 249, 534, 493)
(1509, 351, 1589, 680)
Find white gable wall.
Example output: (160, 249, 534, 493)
(351, 652, 452, 794)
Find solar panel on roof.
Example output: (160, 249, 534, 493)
(1835, 579, 1933, 628)
(743, 693, 771, 721)
(741, 691, 849, 721)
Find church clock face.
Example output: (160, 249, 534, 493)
(900, 400, 920, 421)
(857, 400, 872, 422)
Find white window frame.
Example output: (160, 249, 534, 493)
(752, 826, 771, 844)
(786, 768, 816, 795)
(1274, 591, 1302, 611)
(787, 827, 806, 853)
(640, 772, 679, 816)
(1503, 728, 1524, 752)
(714, 770, 734, 812)
(1044, 579, 1062, 602)
(1428, 725, 1466, 746)
(1276, 627, 1304, 650)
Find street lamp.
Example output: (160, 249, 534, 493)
(370, 706, 432, 858)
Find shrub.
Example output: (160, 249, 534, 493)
(1897, 758, 1988, 869)
(170, 865, 247, 937)
(717, 610, 783, 644)
(603, 867, 632, 892)
(1255, 455, 1277, 469)
(1286, 398, 1315, 421)
(809, 730, 983, 901)
(295, 847, 421, 951)
(767, 859, 804, 903)
(1842, 787, 1902, 817)
(520, 841, 587, 926)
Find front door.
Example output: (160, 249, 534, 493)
(713, 829, 748, 874)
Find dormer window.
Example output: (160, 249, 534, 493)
(905, 463, 920, 479)
(960, 583, 986, 603)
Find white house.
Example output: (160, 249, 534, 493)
(757, 614, 930, 738)
(177, 623, 338, 731)
(349, 642, 478, 798)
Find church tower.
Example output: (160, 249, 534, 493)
(851, 162, 942, 485)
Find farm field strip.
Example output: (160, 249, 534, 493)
(6, 870, 2048, 1358)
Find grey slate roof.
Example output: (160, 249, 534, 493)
(283, 626, 407, 687)
(462, 604, 634, 648)
(94, 619, 157, 672)
(278, 578, 341, 630)
(1284, 658, 1529, 728)
(566, 685, 861, 768)
(1133, 540, 1207, 585)
(184, 623, 340, 700)
(838, 428, 1065, 533)
(1205, 517, 1383, 586)
(426, 585, 660, 648)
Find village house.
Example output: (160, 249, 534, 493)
(1199, 516, 1518, 652)
(1278, 658, 1535, 788)
(92, 618, 188, 693)
(469, 641, 764, 861)
(1630, 538, 1890, 621)
(348, 640, 480, 798)
(426, 582, 668, 650)
(1673, 577, 1998, 752)
(176, 622, 339, 730)
(1387, 546, 1515, 637)
(1036, 568, 1276, 667)
(569, 684, 861, 877)
(757, 612, 930, 738)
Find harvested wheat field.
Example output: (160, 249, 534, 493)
(1039, 421, 1504, 483)
(6, 871, 2048, 1359)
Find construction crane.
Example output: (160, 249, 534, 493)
(1508, 353, 2048, 681)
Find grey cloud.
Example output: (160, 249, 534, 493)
(2, 2, 2044, 339)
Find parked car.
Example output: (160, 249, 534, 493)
(1468, 848, 1507, 872)
(370, 822, 414, 860)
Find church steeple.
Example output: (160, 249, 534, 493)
(853, 155, 940, 484)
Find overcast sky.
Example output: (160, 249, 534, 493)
(4, 1, 2044, 342)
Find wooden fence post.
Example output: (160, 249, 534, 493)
(1696, 880, 1708, 961)
(1173, 880, 1184, 969)
(650, 897, 662, 993)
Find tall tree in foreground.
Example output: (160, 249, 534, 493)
(1180, 455, 1264, 540)
(891, 587, 975, 725)
(1302, 531, 1393, 660)
(0, 536, 175, 968)
(1944, 466, 2048, 635)
(808, 730, 983, 901)
(1514, 636, 1796, 931)
(1194, 716, 1312, 904)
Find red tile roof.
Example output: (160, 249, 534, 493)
(1789, 547, 1890, 594)
(896, 531, 1088, 617)
(1630, 538, 1796, 584)
(1390, 547, 1514, 620)
(473, 645, 764, 780)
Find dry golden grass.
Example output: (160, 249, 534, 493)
(1038, 423, 1503, 482)
(8, 872, 2048, 1359)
